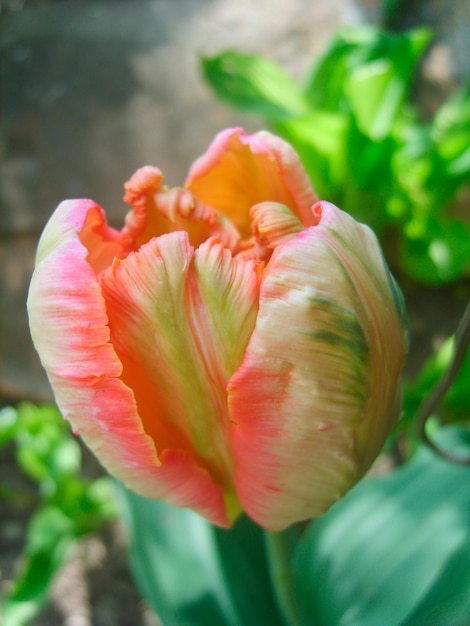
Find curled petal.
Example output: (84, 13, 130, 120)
(250, 202, 305, 250)
(122, 165, 164, 241)
(34, 199, 133, 275)
(185, 127, 318, 237)
(27, 200, 230, 526)
(99, 231, 261, 522)
(29, 200, 124, 380)
(228, 201, 408, 530)
(123, 166, 241, 252)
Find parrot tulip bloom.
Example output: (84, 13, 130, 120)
(28, 128, 408, 531)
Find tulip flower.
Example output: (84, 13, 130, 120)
(28, 127, 408, 531)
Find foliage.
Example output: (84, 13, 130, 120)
(118, 425, 470, 626)
(0, 403, 116, 626)
(117, 308, 470, 625)
(4, 20, 470, 626)
(5, 323, 469, 625)
(118, 487, 284, 626)
(293, 426, 470, 626)
(202, 27, 470, 285)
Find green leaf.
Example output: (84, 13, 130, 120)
(1, 403, 116, 625)
(345, 58, 406, 139)
(400, 216, 470, 284)
(2, 507, 75, 626)
(117, 483, 284, 626)
(274, 111, 349, 199)
(302, 32, 358, 110)
(201, 51, 308, 120)
(303, 26, 430, 127)
(13, 403, 70, 484)
(293, 426, 470, 626)
(433, 82, 470, 178)
(403, 537, 470, 625)
(344, 28, 430, 139)
(0, 406, 17, 445)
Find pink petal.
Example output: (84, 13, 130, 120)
(185, 128, 318, 238)
(228, 202, 408, 530)
(27, 200, 230, 526)
(99, 231, 261, 523)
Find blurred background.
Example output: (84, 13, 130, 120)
(2, 0, 470, 404)
(1, 0, 469, 624)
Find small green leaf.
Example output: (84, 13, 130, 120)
(432, 83, 470, 195)
(2, 507, 75, 626)
(1, 403, 116, 625)
(0, 406, 17, 445)
(303, 29, 362, 109)
(49, 435, 81, 477)
(201, 51, 308, 120)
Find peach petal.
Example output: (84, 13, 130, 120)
(228, 202, 407, 530)
(185, 127, 318, 237)
(27, 199, 229, 526)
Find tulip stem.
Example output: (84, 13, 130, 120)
(265, 529, 301, 626)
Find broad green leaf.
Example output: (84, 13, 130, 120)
(403, 537, 470, 626)
(303, 33, 358, 109)
(303, 26, 430, 123)
(345, 59, 407, 139)
(293, 426, 470, 626)
(344, 28, 430, 139)
(118, 484, 284, 626)
(274, 111, 349, 199)
(201, 51, 308, 121)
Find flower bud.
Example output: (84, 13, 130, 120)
(28, 128, 408, 530)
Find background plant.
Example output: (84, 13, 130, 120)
(0, 403, 116, 626)
(202, 26, 470, 285)
(2, 20, 470, 626)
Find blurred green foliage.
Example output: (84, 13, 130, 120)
(119, 424, 470, 626)
(293, 425, 470, 626)
(3, 19, 470, 626)
(0, 403, 116, 626)
(404, 332, 470, 428)
(202, 27, 470, 285)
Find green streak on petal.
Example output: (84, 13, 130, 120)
(307, 298, 369, 403)
(308, 297, 369, 359)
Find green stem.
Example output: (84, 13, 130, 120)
(416, 298, 470, 465)
(265, 529, 301, 626)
